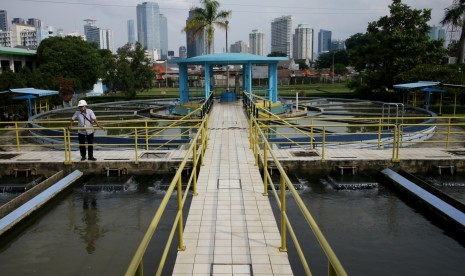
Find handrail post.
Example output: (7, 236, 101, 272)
(377, 118, 382, 149)
(177, 176, 186, 251)
(321, 127, 326, 161)
(310, 118, 314, 150)
(254, 124, 259, 166)
(446, 117, 451, 149)
(63, 128, 71, 164)
(15, 122, 20, 152)
(279, 174, 287, 252)
(263, 143, 268, 196)
(145, 121, 149, 150)
(135, 128, 139, 164)
(193, 139, 198, 196)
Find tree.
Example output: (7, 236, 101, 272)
(115, 42, 155, 94)
(36, 36, 102, 91)
(183, 0, 231, 54)
(346, 0, 445, 94)
(315, 50, 349, 69)
(441, 0, 465, 63)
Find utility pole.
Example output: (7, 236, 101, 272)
(332, 52, 335, 84)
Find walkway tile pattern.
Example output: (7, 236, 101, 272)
(173, 102, 293, 276)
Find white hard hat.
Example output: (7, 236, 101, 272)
(78, 100, 87, 107)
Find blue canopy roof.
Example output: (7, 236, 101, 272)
(9, 88, 59, 97)
(170, 53, 288, 65)
(421, 87, 445, 93)
(393, 81, 441, 89)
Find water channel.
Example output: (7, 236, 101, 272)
(1, 172, 464, 275)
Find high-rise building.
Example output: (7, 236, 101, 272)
(27, 18, 42, 28)
(330, 39, 345, 51)
(230, 40, 248, 54)
(136, 2, 161, 52)
(293, 24, 313, 60)
(249, 29, 264, 56)
(179, 46, 187, 59)
(0, 10, 8, 31)
(127, 19, 136, 45)
(186, 9, 207, 57)
(12, 18, 26, 25)
(429, 25, 447, 47)
(271, 15, 293, 57)
(84, 20, 114, 52)
(160, 14, 168, 59)
(318, 29, 332, 53)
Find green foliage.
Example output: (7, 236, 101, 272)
(183, 0, 231, 54)
(267, 52, 287, 57)
(315, 50, 349, 69)
(36, 36, 102, 90)
(346, 0, 446, 94)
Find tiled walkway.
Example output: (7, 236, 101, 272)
(172, 102, 293, 276)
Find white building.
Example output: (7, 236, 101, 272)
(294, 24, 313, 61)
(230, 40, 248, 54)
(249, 29, 264, 56)
(271, 15, 293, 57)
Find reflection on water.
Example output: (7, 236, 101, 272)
(280, 172, 465, 276)
(0, 174, 184, 276)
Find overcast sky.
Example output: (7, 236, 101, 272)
(2, 0, 454, 55)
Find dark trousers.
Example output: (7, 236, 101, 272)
(78, 133, 94, 158)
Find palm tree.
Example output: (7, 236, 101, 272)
(441, 0, 465, 63)
(183, 0, 231, 54)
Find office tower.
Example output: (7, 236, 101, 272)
(230, 41, 248, 54)
(12, 18, 26, 25)
(318, 29, 332, 53)
(179, 46, 187, 59)
(429, 25, 447, 47)
(186, 9, 207, 57)
(127, 20, 136, 45)
(271, 15, 293, 57)
(136, 2, 161, 51)
(294, 24, 313, 60)
(160, 14, 168, 58)
(331, 39, 345, 51)
(27, 18, 42, 28)
(249, 29, 264, 56)
(0, 10, 8, 31)
(84, 20, 114, 52)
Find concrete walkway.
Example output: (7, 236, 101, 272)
(172, 102, 293, 276)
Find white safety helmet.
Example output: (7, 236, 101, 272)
(78, 100, 87, 107)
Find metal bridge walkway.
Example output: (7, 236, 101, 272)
(173, 102, 293, 275)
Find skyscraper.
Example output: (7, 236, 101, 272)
(429, 25, 447, 47)
(230, 41, 248, 54)
(160, 14, 168, 59)
(249, 29, 264, 56)
(27, 18, 42, 28)
(271, 15, 293, 57)
(136, 2, 161, 52)
(186, 9, 207, 57)
(84, 20, 114, 52)
(0, 10, 9, 31)
(318, 29, 332, 53)
(127, 19, 136, 45)
(294, 24, 313, 60)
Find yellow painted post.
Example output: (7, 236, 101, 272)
(193, 139, 198, 196)
(254, 125, 259, 166)
(177, 176, 186, 251)
(263, 143, 268, 196)
(134, 128, 139, 164)
(377, 118, 382, 149)
(310, 118, 314, 150)
(321, 127, 326, 161)
(446, 117, 451, 149)
(14, 122, 20, 152)
(145, 121, 149, 150)
(279, 174, 287, 252)
(63, 128, 71, 164)
(249, 107, 253, 148)
(67, 128, 73, 164)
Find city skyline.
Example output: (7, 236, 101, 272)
(1, 0, 453, 56)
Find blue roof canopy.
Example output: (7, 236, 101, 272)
(9, 88, 59, 97)
(170, 53, 288, 65)
(393, 81, 441, 89)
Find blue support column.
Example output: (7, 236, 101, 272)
(244, 62, 252, 94)
(179, 63, 189, 105)
(268, 63, 278, 103)
(204, 63, 211, 99)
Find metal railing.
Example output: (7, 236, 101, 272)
(125, 108, 210, 276)
(243, 93, 348, 276)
